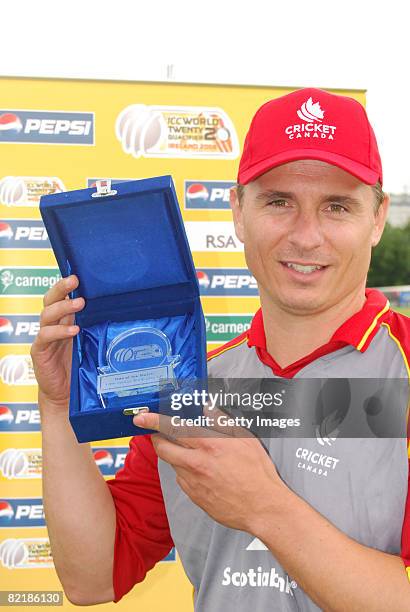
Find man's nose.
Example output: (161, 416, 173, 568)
(286, 210, 325, 251)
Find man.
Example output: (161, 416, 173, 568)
(32, 88, 410, 611)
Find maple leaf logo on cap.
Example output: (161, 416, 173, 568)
(297, 97, 325, 123)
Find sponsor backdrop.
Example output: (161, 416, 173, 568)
(0, 76, 364, 610)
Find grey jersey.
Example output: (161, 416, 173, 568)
(158, 316, 410, 611)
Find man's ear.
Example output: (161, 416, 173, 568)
(371, 192, 390, 247)
(230, 186, 245, 243)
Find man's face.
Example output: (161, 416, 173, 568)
(230, 160, 389, 315)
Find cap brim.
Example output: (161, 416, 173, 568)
(238, 149, 380, 186)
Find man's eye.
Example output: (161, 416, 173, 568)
(269, 199, 288, 207)
(327, 203, 347, 214)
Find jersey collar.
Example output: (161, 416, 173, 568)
(247, 288, 390, 378)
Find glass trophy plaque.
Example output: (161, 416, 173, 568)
(97, 326, 181, 407)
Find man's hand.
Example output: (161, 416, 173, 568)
(133, 410, 286, 533)
(134, 411, 410, 612)
(31, 274, 85, 410)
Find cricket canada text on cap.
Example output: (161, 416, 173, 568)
(238, 88, 383, 186)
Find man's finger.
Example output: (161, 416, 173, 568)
(202, 403, 255, 439)
(40, 296, 85, 327)
(133, 411, 225, 447)
(33, 324, 80, 352)
(43, 275, 79, 307)
(133, 408, 253, 440)
(151, 434, 197, 468)
(133, 411, 160, 431)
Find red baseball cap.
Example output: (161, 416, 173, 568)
(238, 88, 383, 186)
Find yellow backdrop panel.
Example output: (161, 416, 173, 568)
(0, 77, 365, 611)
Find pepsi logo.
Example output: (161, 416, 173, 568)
(186, 183, 209, 201)
(184, 181, 233, 210)
(1, 501, 44, 521)
(0, 404, 40, 431)
(93, 450, 114, 468)
(0, 222, 13, 239)
(0, 406, 14, 424)
(0, 221, 50, 247)
(195, 269, 258, 296)
(0, 110, 94, 144)
(92, 449, 127, 472)
(0, 318, 13, 336)
(0, 113, 23, 132)
(0, 315, 40, 343)
(196, 271, 210, 288)
(0, 501, 14, 519)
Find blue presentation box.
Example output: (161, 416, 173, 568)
(40, 176, 207, 443)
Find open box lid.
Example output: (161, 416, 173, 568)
(40, 176, 200, 326)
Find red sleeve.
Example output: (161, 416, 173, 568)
(106, 434, 174, 603)
(385, 311, 410, 579)
(401, 449, 410, 580)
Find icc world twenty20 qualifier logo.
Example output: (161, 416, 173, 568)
(115, 105, 239, 159)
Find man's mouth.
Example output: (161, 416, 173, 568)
(281, 262, 328, 275)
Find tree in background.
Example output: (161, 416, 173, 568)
(368, 222, 410, 287)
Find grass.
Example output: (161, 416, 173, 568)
(395, 307, 410, 317)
